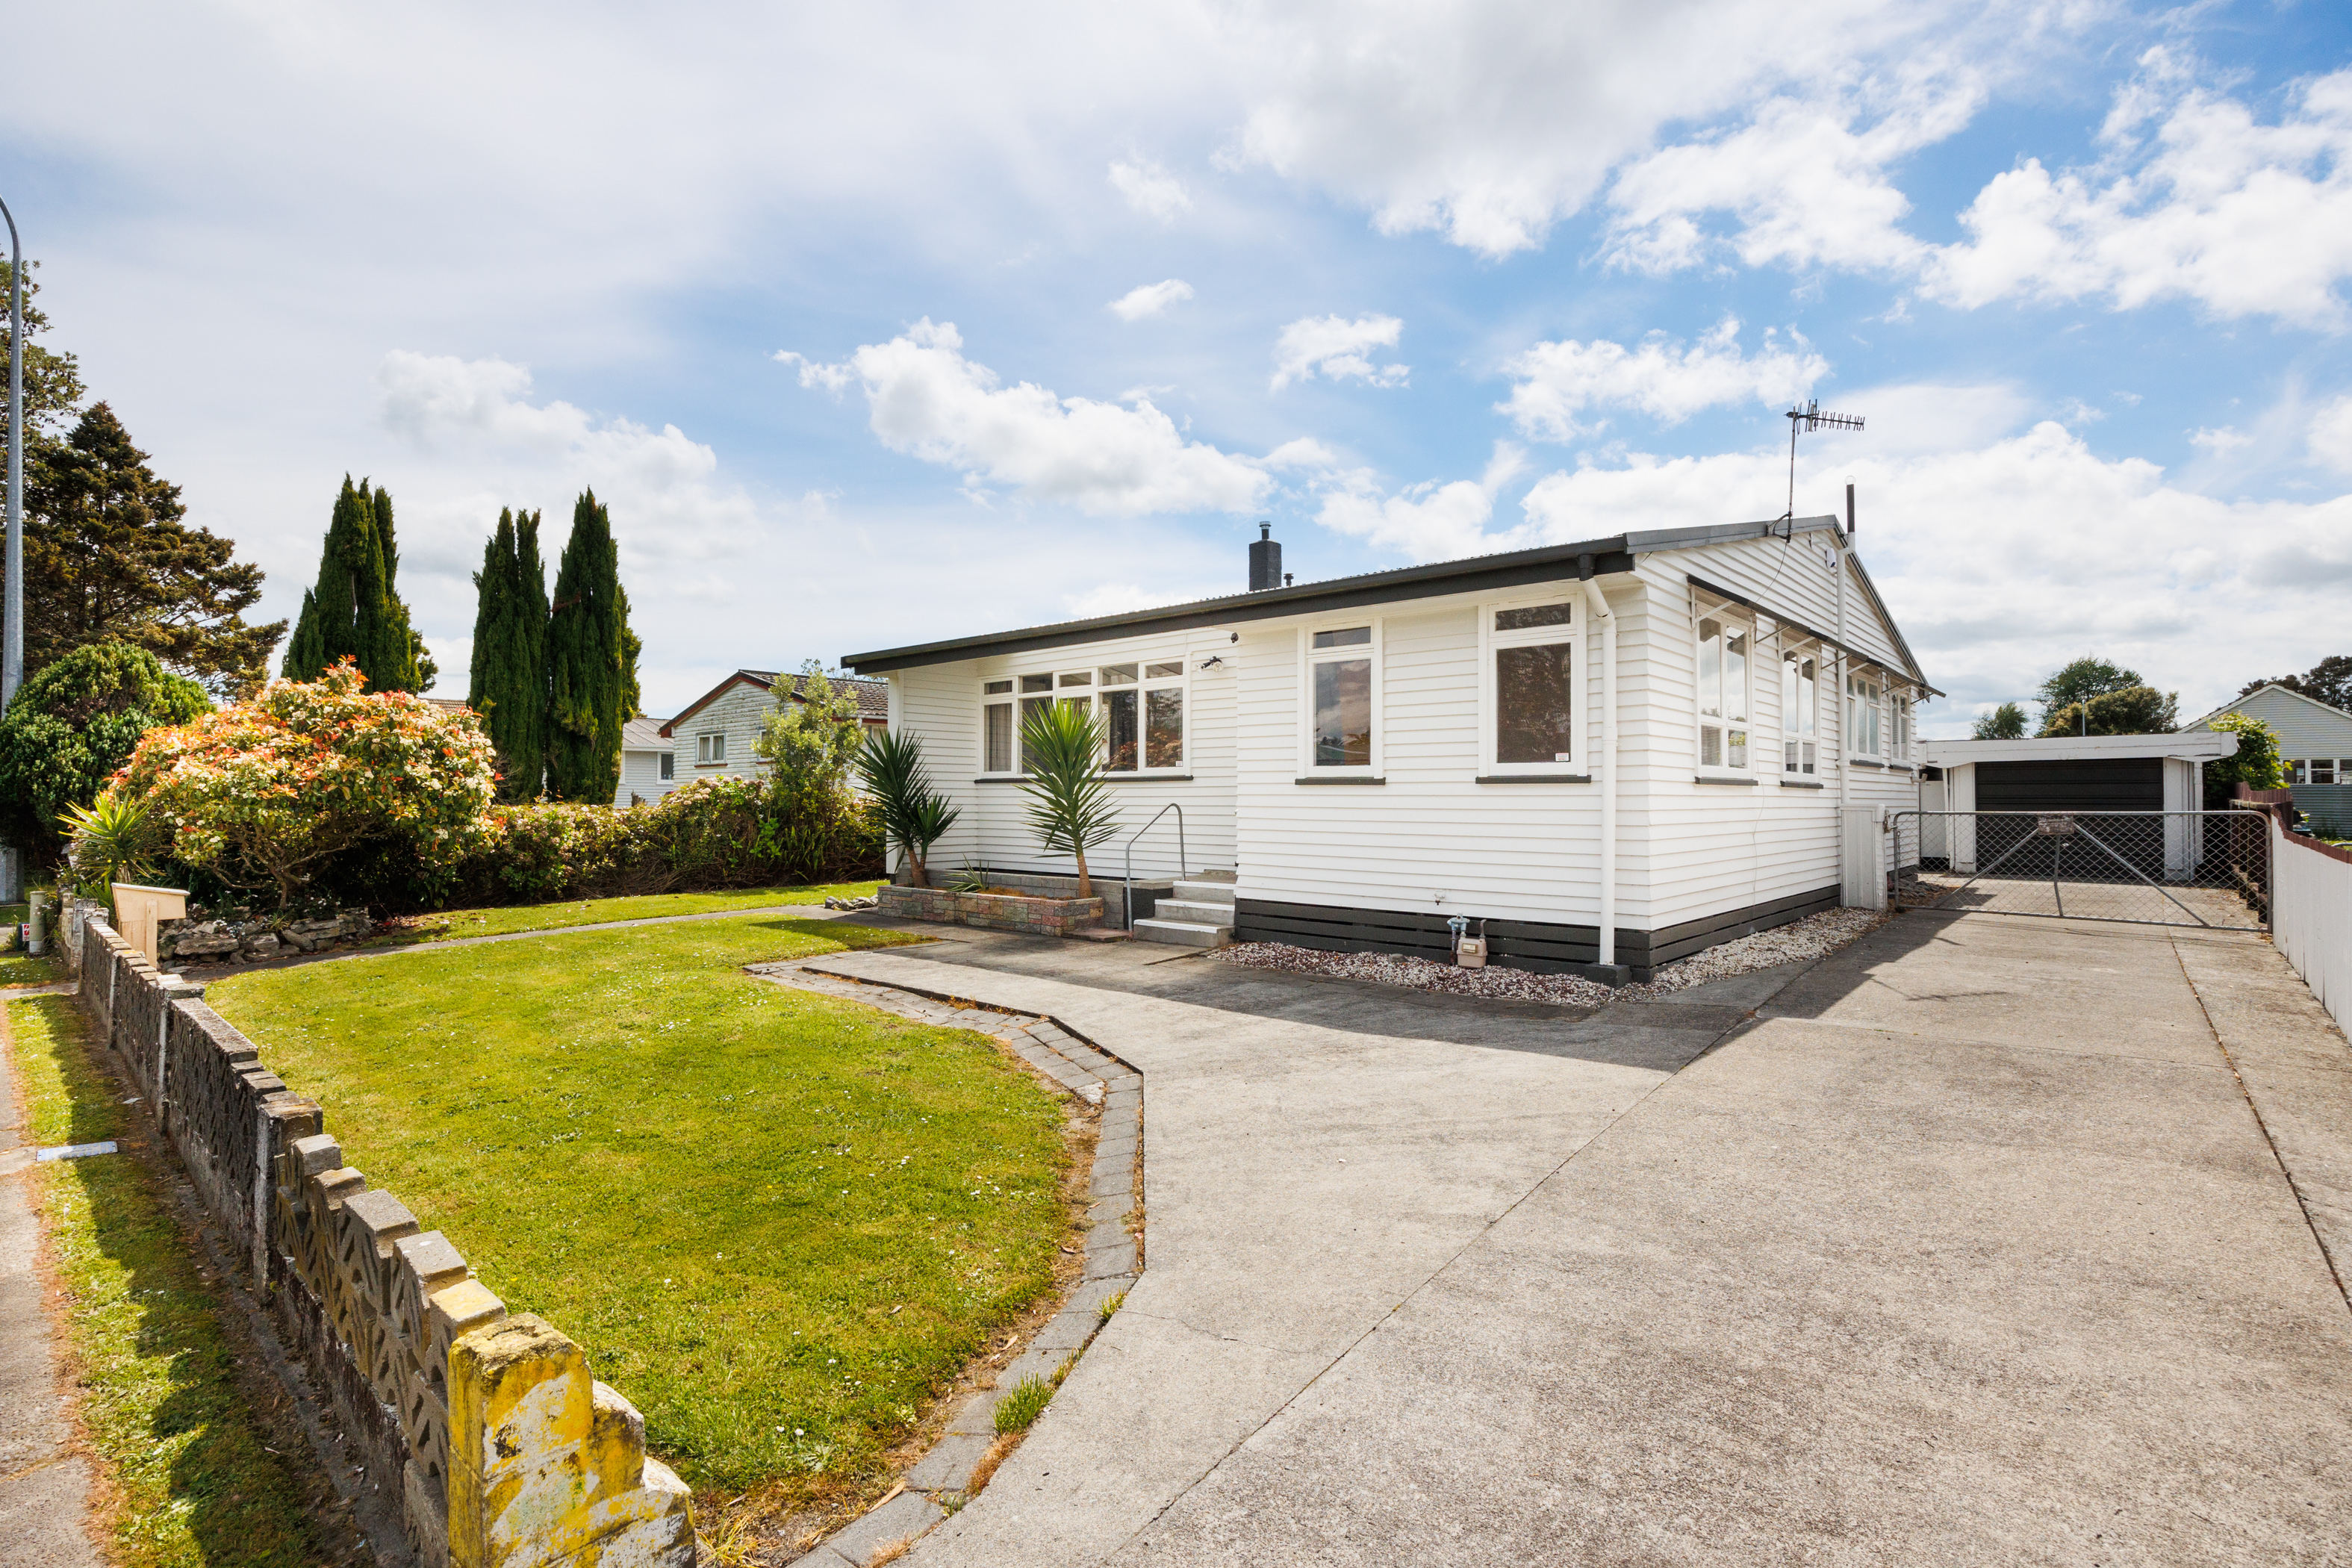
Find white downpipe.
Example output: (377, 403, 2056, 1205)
(1581, 576, 1617, 968)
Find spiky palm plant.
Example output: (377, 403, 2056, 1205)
(1018, 702, 1121, 900)
(853, 729, 961, 887)
(60, 792, 157, 905)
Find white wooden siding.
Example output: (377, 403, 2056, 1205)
(617, 749, 679, 806)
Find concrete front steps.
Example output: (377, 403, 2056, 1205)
(1132, 873, 1236, 948)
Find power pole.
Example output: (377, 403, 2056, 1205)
(1, 197, 22, 903)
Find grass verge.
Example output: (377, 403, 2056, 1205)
(4, 996, 334, 1567)
(206, 915, 1074, 1507)
(364, 882, 886, 946)
(0, 951, 64, 987)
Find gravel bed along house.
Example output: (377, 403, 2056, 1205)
(1209, 907, 1893, 1007)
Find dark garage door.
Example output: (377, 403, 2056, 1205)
(1976, 758, 2163, 812)
(1973, 758, 2167, 880)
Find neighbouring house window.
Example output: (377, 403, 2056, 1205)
(1305, 625, 1376, 770)
(2314, 759, 2339, 785)
(1782, 653, 1817, 775)
(1102, 660, 1186, 771)
(1892, 692, 1912, 759)
(659, 751, 675, 781)
(1484, 600, 1577, 772)
(1847, 671, 1882, 756)
(697, 732, 726, 765)
(1697, 615, 1749, 770)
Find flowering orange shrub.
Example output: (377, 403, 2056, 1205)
(111, 660, 498, 904)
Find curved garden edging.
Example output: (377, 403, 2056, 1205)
(743, 961, 1145, 1567)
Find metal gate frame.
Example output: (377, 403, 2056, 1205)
(1886, 808, 2271, 931)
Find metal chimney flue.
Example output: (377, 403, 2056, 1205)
(1845, 482, 1857, 536)
(1249, 522, 1282, 591)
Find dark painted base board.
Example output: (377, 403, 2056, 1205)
(1233, 884, 1843, 983)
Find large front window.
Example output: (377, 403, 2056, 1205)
(1484, 600, 1577, 772)
(1697, 615, 1749, 770)
(1306, 625, 1376, 770)
(1848, 671, 1883, 756)
(981, 660, 1186, 775)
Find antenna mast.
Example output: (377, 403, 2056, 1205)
(1782, 399, 1864, 530)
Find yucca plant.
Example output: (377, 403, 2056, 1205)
(1018, 702, 1120, 900)
(60, 791, 158, 906)
(853, 729, 960, 888)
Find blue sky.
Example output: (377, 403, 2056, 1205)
(8, 0, 2350, 733)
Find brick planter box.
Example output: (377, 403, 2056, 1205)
(879, 884, 1105, 936)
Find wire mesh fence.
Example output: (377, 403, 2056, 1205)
(1888, 809, 2269, 930)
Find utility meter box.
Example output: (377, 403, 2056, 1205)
(1455, 935, 1487, 968)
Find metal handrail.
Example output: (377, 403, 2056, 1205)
(1121, 803, 1186, 930)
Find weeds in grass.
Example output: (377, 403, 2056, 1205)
(966, 1433, 1019, 1492)
(994, 1377, 1054, 1434)
(1098, 1290, 1125, 1324)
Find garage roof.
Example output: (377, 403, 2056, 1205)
(1922, 732, 2239, 766)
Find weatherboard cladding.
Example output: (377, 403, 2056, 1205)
(878, 519, 1929, 961)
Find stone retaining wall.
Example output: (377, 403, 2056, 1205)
(65, 901, 691, 1568)
(880, 884, 1106, 935)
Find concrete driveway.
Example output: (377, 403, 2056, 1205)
(803, 909, 2352, 1566)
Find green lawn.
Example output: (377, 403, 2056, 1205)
(206, 915, 1075, 1502)
(0, 903, 60, 987)
(367, 882, 886, 945)
(6, 997, 327, 1567)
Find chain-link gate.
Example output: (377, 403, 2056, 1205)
(1888, 809, 2270, 930)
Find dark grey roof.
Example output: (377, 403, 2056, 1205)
(749, 669, 890, 721)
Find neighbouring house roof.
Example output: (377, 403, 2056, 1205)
(839, 514, 1932, 691)
(657, 668, 891, 738)
(1922, 732, 2239, 766)
(2182, 682, 2352, 736)
(621, 716, 670, 751)
(423, 696, 471, 715)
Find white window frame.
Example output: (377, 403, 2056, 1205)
(1097, 658, 1192, 776)
(1693, 604, 1755, 776)
(2311, 758, 2339, 785)
(1298, 619, 1383, 777)
(1780, 644, 1820, 777)
(658, 750, 675, 782)
(1477, 594, 1584, 776)
(695, 731, 727, 767)
(1891, 688, 1913, 763)
(979, 658, 1191, 777)
(1847, 668, 1885, 759)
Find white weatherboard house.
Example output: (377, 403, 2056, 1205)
(656, 669, 890, 788)
(617, 717, 676, 806)
(2185, 683, 2352, 830)
(845, 516, 1935, 981)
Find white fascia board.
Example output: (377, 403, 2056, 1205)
(1624, 515, 1839, 555)
(1922, 732, 2240, 765)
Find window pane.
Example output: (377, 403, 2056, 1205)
(1145, 660, 1184, 679)
(985, 702, 1013, 773)
(1058, 671, 1092, 688)
(1312, 626, 1372, 650)
(1496, 603, 1572, 631)
(1729, 727, 1747, 768)
(1020, 673, 1053, 693)
(1700, 724, 1722, 768)
(1312, 658, 1372, 765)
(2315, 759, 2337, 785)
(1803, 742, 1815, 775)
(659, 753, 673, 780)
(1496, 643, 1573, 764)
(983, 679, 1013, 694)
(1146, 688, 1183, 768)
(1100, 664, 1138, 685)
(1018, 696, 1051, 771)
(1725, 630, 1748, 722)
(1104, 689, 1139, 771)
(1866, 700, 1880, 756)
(1800, 660, 1816, 738)
(1782, 657, 1799, 736)
(1698, 618, 1722, 717)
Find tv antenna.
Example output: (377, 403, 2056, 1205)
(1781, 400, 1864, 531)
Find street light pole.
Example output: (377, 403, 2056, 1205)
(1, 196, 21, 904)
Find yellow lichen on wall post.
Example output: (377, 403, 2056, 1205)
(447, 1315, 694, 1568)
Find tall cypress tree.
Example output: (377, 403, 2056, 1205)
(281, 476, 433, 691)
(545, 490, 636, 801)
(466, 507, 550, 800)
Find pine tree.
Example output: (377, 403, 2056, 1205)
(281, 476, 432, 691)
(545, 490, 638, 801)
(465, 507, 549, 800)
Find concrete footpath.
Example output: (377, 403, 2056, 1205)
(805, 909, 2352, 1566)
(0, 1002, 103, 1568)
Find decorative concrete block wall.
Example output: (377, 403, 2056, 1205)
(66, 903, 691, 1567)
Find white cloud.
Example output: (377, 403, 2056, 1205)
(377, 350, 724, 493)
(1313, 443, 1528, 561)
(2310, 396, 2352, 473)
(1603, 75, 1979, 275)
(1110, 158, 1192, 220)
(1498, 317, 1828, 441)
(1108, 279, 1195, 321)
(774, 351, 853, 395)
(785, 319, 1272, 516)
(1923, 55, 2352, 323)
(1272, 314, 1407, 391)
(2190, 425, 2254, 456)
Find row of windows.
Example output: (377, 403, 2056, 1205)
(980, 661, 1190, 774)
(971, 603, 1913, 780)
(2289, 758, 2347, 785)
